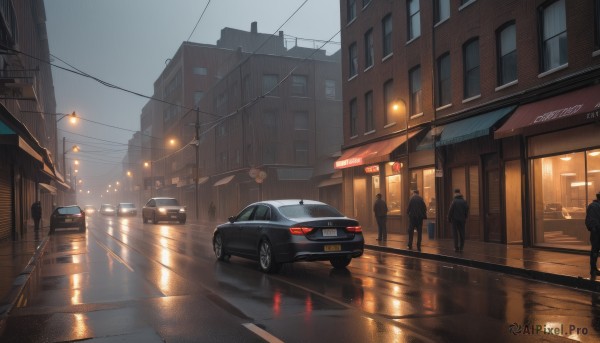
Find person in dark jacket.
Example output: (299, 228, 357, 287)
(586, 192, 600, 278)
(31, 200, 42, 231)
(448, 189, 469, 252)
(406, 189, 427, 251)
(373, 193, 388, 241)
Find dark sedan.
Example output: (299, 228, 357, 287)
(50, 205, 86, 234)
(212, 199, 364, 273)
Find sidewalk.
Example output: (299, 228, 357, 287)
(1, 222, 599, 332)
(363, 231, 600, 292)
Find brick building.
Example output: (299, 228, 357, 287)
(135, 23, 342, 222)
(338, 0, 600, 251)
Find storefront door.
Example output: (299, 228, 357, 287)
(483, 154, 502, 242)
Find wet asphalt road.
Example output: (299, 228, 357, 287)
(1, 215, 600, 342)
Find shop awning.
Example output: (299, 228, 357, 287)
(213, 175, 235, 187)
(334, 130, 421, 169)
(436, 106, 516, 147)
(495, 84, 600, 139)
(39, 183, 57, 195)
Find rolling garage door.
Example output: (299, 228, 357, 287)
(0, 164, 13, 240)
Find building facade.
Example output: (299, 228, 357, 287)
(0, 0, 65, 240)
(134, 23, 343, 223)
(339, 0, 600, 251)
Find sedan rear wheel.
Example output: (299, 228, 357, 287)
(258, 239, 281, 273)
(330, 256, 352, 269)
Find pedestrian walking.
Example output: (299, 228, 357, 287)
(586, 191, 600, 278)
(373, 193, 388, 241)
(31, 200, 42, 231)
(448, 189, 469, 252)
(406, 189, 427, 251)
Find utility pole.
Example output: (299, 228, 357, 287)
(195, 107, 200, 221)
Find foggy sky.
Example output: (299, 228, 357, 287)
(43, 0, 341, 199)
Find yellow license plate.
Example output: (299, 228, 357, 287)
(324, 244, 341, 252)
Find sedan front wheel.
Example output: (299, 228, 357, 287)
(258, 239, 281, 273)
(213, 233, 229, 261)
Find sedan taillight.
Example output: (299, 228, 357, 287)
(346, 226, 362, 233)
(289, 227, 314, 235)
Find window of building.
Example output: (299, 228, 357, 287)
(385, 163, 402, 215)
(497, 22, 517, 85)
(532, 149, 600, 249)
(262, 74, 279, 95)
(217, 123, 226, 137)
(294, 140, 309, 165)
(219, 151, 228, 169)
(411, 168, 436, 219)
(437, 53, 451, 107)
(325, 80, 336, 99)
(243, 74, 252, 102)
(294, 111, 309, 130)
(193, 67, 208, 75)
(463, 38, 480, 99)
(383, 79, 394, 124)
(364, 29, 374, 69)
(194, 91, 204, 106)
(435, 0, 450, 24)
(365, 91, 374, 132)
(539, 0, 568, 72)
(409, 65, 422, 115)
(407, 0, 421, 41)
(382, 14, 393, 57)
(291, 75, 308, 96)
(349, 42, 358, 78)
(347, 0, 356, 23)
(596, 0, 600, 51)
(263, 145, 276, 164)
(349, 98, 358, 136)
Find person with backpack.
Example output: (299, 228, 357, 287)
(586, 192, 600, 278)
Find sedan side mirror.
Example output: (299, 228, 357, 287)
(228, 216, 235, 223)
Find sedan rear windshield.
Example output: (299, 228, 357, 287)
(119, 203, 135, 208)
(57, 207, 81, 215)
(156, 198, 180, 206)
(278, 204, 343, 219)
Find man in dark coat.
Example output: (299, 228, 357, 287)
(373, 193, 388, 241)
(407, 189, 427, 251)
(31, 200, 42, 231)
(448, 189, 469, 252)
(586, 192, 600, 278)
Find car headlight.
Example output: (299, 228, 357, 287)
(179, 208, 186, 213)
(158, 208, 167, 214)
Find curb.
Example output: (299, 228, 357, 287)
(364, 243, 600, 293)
(0, 235, 49, 335)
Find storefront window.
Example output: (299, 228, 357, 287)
(532, 150, 597, 249)
(411, 168, 436, 218)
(385, 163, 402, 215)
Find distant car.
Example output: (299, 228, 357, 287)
(50, 205, 86, 234)
(212, 199, 364, 273)
(99, 204, 116, 216)
(142, 197, 186, 224)
(116, 202, 137, 217)
(83, 205, 96, 215)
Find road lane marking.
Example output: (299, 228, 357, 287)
(94, 238, 134, 272)
(242, 323, 284, 343)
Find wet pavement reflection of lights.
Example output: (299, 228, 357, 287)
(273, 289, 282, 317)
(71, 273, 81, 305)
(72, 313, 90, 339)
(304, 294, 313, 321)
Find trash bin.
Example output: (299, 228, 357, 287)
(427, 222, 435, 239)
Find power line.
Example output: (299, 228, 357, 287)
(187, 0, 212, 41)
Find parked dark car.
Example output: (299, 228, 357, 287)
(116, 202, 137, 217)
(99, 204, 116, 216)
(142, 197, 186, 224)
(50, 205, 86, 234)
(212, 199, 364, 273)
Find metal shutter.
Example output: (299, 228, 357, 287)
(0, 164, 13, 240)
